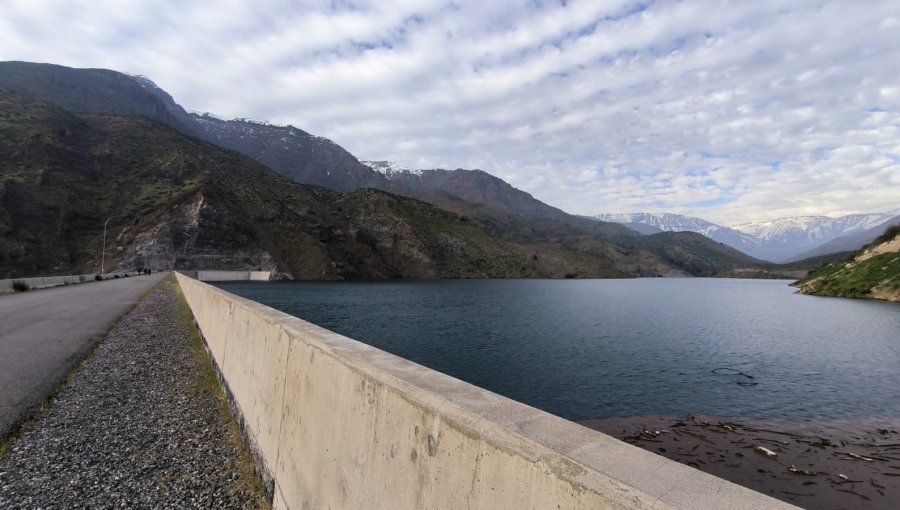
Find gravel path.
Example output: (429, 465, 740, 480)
(0, 278, 268, 509)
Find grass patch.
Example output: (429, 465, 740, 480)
(796, 252, 900, 298)
(170, 280, 271, 509)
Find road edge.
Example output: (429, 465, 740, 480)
(0, 274, 170, 458)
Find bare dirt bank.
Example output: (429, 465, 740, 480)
(581, 415, 900, 510)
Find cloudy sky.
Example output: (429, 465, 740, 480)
(2, 0, 898, 225)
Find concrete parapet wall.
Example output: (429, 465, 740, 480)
(0, 272, 151, 293)
(197, 271, 271, 281)
(175, 273, 797, 510)
(0, 274, 92, 292)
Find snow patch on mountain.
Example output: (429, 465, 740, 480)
(190, 111, 230, 122)
(361, 160, 424, 178)
(595, 213, 723, 237)
(595, 210, 900, 263)
(732, 209, 900, 242)
(189, 112, 341, 148)
(596, 213, 765, 259)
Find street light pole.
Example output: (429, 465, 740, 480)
(175, 230, 191, 271)
(101, 216, 116, 275)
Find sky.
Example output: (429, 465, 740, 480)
(2, 0, 899, 226)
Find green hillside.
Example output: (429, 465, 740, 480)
(793, 226, 900, 301)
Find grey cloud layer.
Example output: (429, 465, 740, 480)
(2, 0, 898, 224)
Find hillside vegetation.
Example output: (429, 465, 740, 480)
(0, 61, 815, 280)
(0, 92, 634, 279)
(793, 225, 900, 302)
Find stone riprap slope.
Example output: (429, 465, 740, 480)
(0, 279, 267, 509)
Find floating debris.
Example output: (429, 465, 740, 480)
(711, 367, 759, 386)
(754, 446, 778, 458)
(789, 464, 818, 476)
(839, 452, 875, 462)
(580, 415, 900, 509)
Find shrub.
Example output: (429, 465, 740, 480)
(871, 224, 900, 247)
(95, 274, 103, 281)
(12, 280, 29, 292)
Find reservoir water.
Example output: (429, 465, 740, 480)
(214, 278, 900, 422)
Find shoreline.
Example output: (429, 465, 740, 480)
(579, 415, 900, 510)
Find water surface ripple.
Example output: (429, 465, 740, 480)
(215, 279, 900, 422)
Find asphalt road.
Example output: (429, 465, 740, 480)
(0, 272, 168, 439)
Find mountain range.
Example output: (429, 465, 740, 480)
(0, 90, 637, 280)
(0, 62, 872, 278)
(1, 60, 785, 280)
(595, 211, 900, 263)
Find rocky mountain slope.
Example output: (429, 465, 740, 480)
(596, 211, 900, 263)
(53, 60, 628, 237)
(0, 93, 639, 279)
(190, 113, 385, 193)
(0, 61, 779, 279)
(0, 61, 198, 136)
(363, 161, 583, 223)
(793, 225, 900, 302)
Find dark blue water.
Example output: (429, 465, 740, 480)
(214, 279, 900, 422)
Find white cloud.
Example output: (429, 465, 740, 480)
(1, 0, 899, 225)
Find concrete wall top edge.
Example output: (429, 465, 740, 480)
(195, 270, 272, 282)
(175, 274, 798, 510)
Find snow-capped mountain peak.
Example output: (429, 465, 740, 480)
(732, 209, 900, 242)
(594, 212, 724, 236)
(595, 209, 900, 263)
(361, 160, 424, 178)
